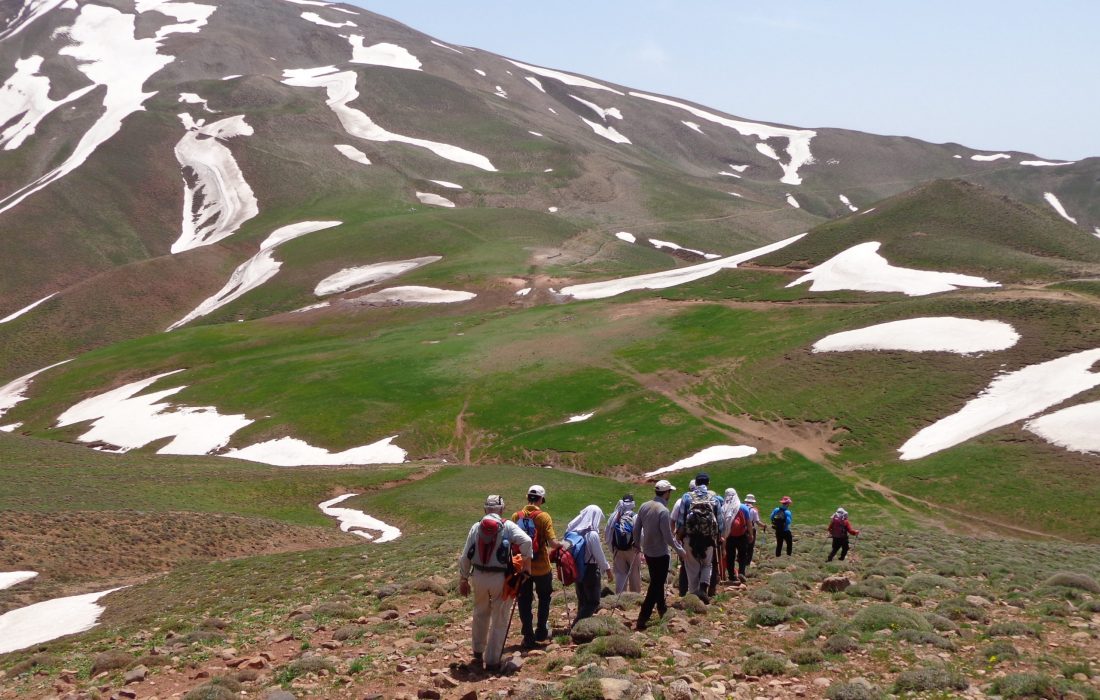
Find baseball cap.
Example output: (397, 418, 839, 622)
(622, 493, 635, 503)
(745, 494, 756, 504)
(527, 484, 546, 498)
(485, 494, 505, 508)
(654, 479, 676, 492)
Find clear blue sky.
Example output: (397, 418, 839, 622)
(357, 1, 1097, 161)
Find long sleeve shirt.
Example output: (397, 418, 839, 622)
(634, 496, 686, 558)
(581, 530, 610, 572)
(675, 491, 724, 531)
(457, 514, 532, 578)
(770, 506, 793, 532)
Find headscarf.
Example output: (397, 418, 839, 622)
(605, 497, 635, 541)
(721, 488, 742, 531)
(567, 504, 604, 534)
(835, 507, 848, 520)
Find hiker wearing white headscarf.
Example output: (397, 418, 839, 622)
(566, 504, 612, 623)
(721, 487, 754, 584)
(720, 488, 742, 534)
(604, 495, 642, 594)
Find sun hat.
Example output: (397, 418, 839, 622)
(527, 484, 546, 498)
(745, 494, 756, 504)
(485, 494, 505, 509)
(654, 479, 676, 492)
(780, 496, 792, 505)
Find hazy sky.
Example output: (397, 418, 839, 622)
(357, 1, 1097, 161)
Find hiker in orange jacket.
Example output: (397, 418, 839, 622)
(826, 507, 860, 562)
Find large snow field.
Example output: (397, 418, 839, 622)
(318, 494, 401, 542)
(787, 242, 1000, 296)
(899, 348, 1100, 461)
(0, 292, 57, 324)
(0, 571, 37, 590)
(171, 114, 259, 253)
(169, 221, 342, 329)
(0, 587, 121, 655)
(562, 233, 807, 300)
(644, 445, 758, 478)
(813, 318, 1020, 355)
(348, 38, 421, 70)
(505, 59, 624, 95)
(1044, 192, 1078, 225)
(0, 0, 67, 40)
(314, 255, 441, 296)
(0, 359, 72, 419)
(630, 91, 815, 186)
(282, 67, 496, 171)
(1026, 401, 1100, 455)
(0, 56, 94, 151)
(352, 286, 476, 304)
(229, 437, 406, 467)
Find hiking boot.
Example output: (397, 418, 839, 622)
(520, 635, 537, 650)
(634, 619, 648, 631)
(696, 589, 711, 605)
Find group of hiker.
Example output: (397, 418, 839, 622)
(456, 476, 859, 671)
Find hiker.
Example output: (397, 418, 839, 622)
(563, 504, 612, 624)
(458, 495, 533, 671)
(669, 478, 695, 596)
(513, 485, 560, 649)
(674, 473, 724, 603)
(633, 480, 686, 630)
(604, 494, 641, 594)
(721, 488, 754, 584)
(771, 496, 794, 557)
(743, 493, 762, 571)
(826, 507, 860, 561)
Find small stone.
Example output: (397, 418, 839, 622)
(434, 674, 459, 689)
(598, 678, 633, 700)
(965, 595, 992, 608)
(123, 665, 148, 684)
(417, 690, 442, 700)
(667, 679, 692, 700)
(820, 576, 851, 593)
(263, 691, 298, 700)
(458, 692, 478, 700)
(813, 678, 831, 688)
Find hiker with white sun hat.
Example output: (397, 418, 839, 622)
(458, 494, 532, 672)
(634, 479, 686, 630)
(827, 507, 860, 562)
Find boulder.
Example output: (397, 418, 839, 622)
(598, 678, 633, 700)
(821, 576, 851, 593)
(122, 665, 147, 684)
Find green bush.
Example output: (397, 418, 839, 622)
(902, 573, 956, 593)
(745, 605, 788, 627)
(789, 646, 824, 665)
(561, 676, 604, 700)
(981, 640, 1020, 664)
(825, 681, 883, 700)
(6, 653, 57, 677)
(313, 601, 357, 619)
(570, 616, 627, 643)
(988, 621, 1040, 638)
(1034, 599, 1071, 618)
(935, 598, 988, 622)
(870, 557, 908, 577)
(892, 665, 968, 693)
(847, 582, 891, 602)
(991, 672, 1058, 698)
(823, 634, 859, 654)
(923, 613, 958, 632)
(1061, 661, 1093, 679)
(603, 592, 643, 610)
(787, 603, 831, 622)
(1043, 572, 1100, 593)
(90, 651, 134, 675)
(332, 624, 365, 641)
(895, 629, 955, 650)
(742, 652, 788, 676)
(586, 635, 642, 658)
(849, 604, 932, 633)
(182, 685, 236, 700)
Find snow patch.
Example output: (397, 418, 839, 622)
(282, 0, 356, 14)
(169, 221, 341, 330)
(1044, 192, 1077, 224)
(300, 10, 354, 27)
(1026, 401, 1100, 455)
(644, 445, 758, 478)
(291, 301, 330, 313)
(580, 117, 630, 144)
(0, 588, 121, 655)
(649, 238, 720, 260)
(900, 348, 1100, 461)
(353, 286, 476, 304)
(171, 114, 258, 253)
(786, 193, 800, 209)
(0, 359, 71, 419)
(838, 194, 858, 212)
(0, 423, 23, 432)
(525, 76, 545, 93)
(1020, 160, 1075, 167)
(615, 231, 637, 243)
(970, 153, 1011, 161)
(474, 69, 486, 77)
(334, 143, 370, 164)
(787, 242, 999, 297)
(570, 95, 622, 121)
(178, 92, 215, 112)
(505, 59, 623, 94)
(547, 206, 558, 212)
(0, 0, 67, 40)
(431, 40, 463, 54)
(565, 412, 594, 424)
(416, 192, 455, 208)
(314, 256, 441, 297)
(282, 67, 496, 171)
(318, 493, 401, 542)
(348, 38, 421, 70)
(529, 131, 544, 137)
(515, 288, 532, 296)
(813, 318, 1020, 355)
(494, 85, 508, 98)
(0, 292, 58, 324)
(563, 233, 806, 300)
(429, 180, 462, 189)
(228, 437, 406, 468)
(0, 56, 95, 151)
(682, 121, 704, 134)
(0, 571, 37, 590)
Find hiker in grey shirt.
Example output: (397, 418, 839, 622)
(633, 480, 687, 630)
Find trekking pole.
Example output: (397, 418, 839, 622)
(499, 593, 519, 663)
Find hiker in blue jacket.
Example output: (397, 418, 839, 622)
(604, 495, 641, 594)
(771, 496, 793, 557)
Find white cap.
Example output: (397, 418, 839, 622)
(654, 479, 676, 492)
(485, 494, 505, 509)
(527, 484, 546, 498)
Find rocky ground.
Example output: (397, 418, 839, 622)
(2, 528, 1099, 700)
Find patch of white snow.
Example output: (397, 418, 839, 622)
(525, 76, 545, 93)
(431, 40, 463, 54)
(228, 438, 406, 468)
(300, 10, 354, 27)
(838, 194, 858, 212)
(353, 286, 476, 304)
(786, 193, 800, 209)
(813, 318, 1020, 355)
(570, 95, 622, 121)
(579, 117, 630, 144)
(0, 56, 95, 151)
(348, 38, 421, 70)
(615, 232, 636, 243)
(0, 359, 71, 419)
(515, 288, 532, 296)
(334, 143, 370, 164)
(649, 238, 720, 259)
(429, 180, 461, 189)
(318, 493, 401, 542)
(1020, 160, 1075, 167)
(314, 256, 441, 296)
(0, 572, 37, 590)
(565, 412, 594, 424)
(970, 153, 1011, 161)
(0, 292, 58, 324)
(505, 59, 623, 94)
(1044, 192, 1077, 224)
(416, 192, 455, 208)
(644, 445, 758, 478)
(0, 587, 122, 655)
(682, 121, 704, 134)
(1026, 401, 1100, 455)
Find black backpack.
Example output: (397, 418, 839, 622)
(771, 508, 787, 532)
(611, 511, 636, 551)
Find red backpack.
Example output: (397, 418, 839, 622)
(829, 516, 848, 538)
(729, 505, 750, 537)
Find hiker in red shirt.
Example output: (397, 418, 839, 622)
(826, 507, 859, 562)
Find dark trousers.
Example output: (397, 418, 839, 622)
(709, 551, 720, 596)
(638, 554, 670, 625)
(677, 557, 688, 596)
(518, 572, 553, 641)
(574, 564, 601, 623)
(726, 534, 752, 577)
(775, 529, 793, 556)
(827, 537, 849, 561)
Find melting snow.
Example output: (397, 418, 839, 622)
(529, 131, 544, 137)
(570, 95, 622, 121)
(786, 193, 800, 209)
(682, 121, 704, 134)
(1044, 192, 1077, 224)
(580, 117, 630, 144)
(228, 437, 406, 468)
(525, 76, 545, 93)
(0, 292, 57, 324)
(314, 256, 441, 296)
(429, 180, 462, 189)
(650, 239, 720, 259)
(565, 412, 594, 424)
(1020, 160, 1075, 167)
(56, 371, 253, 455)
(505, 59, 623, 95)
(431, 40, 463, 54)
(300, 10, 354, 27)
(353, 286, 476, 304)
(0, 588, 121, 655)
(563, 233, 807, 300)
(632, 91, 815, 186)
(416, 192, 455, 208)
(644, 445, 758, 478)
(813, 318, 1020, 355)
(494, 85, 508, 98)
(318, 493, 402, 542)
(1026, 401, 1100, 455)
(291, 301, 330, 313)
(970, 153, 1011, 161)
(756, 142, 780, 160)
(0, 423, 23, 432)
(0, 0, 67, 40)
(838, 194, 858, 212)
(474, 69, 486, 77)
(282, 0, 357, 14)
(0, 56, 95, 151)
(178, 92, 215, 112)
(0, 572, 37, 590)
(349, 38, 421, 70)
(547, 206, 558, 212)
(282, 67, 496, 171)
(0, 359, 71, 419)
(171, 114, 258, 253)
(615, 232, 637, 243)
(334, 143, 370, 164)
(169, 221, 342, 330)
(899, 348, 1100, 461)
(515, 287, 532, 296)
(787, 241, 999, 296)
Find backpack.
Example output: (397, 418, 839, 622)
(467, 515, 512, 572)
(552, 530, 588, 585)
(771, 508, 788, 532)
(514, 507, 542, 557)
(611, 511, 635, 551)
(683, 491, 718, 541)
(829, 516, 848, 538)
(728, 505, 750, 538)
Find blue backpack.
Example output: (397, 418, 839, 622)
(561, 530, 588, 581)
(612, 511, 635, 551)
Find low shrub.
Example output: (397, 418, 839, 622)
(570, 616, 628, 643)
(742, 652, 788, 676)
(745, 605, 788, 627)
(6, 653, 57, 677)
(825, 681, 883, 700)
(895, 629, 955, 650)
(206, 676, 242, 691)
(1061, 661, 1093, 679)
(91, 650, 134, 675)
(1082, 599, 1100, 613)
(787, 603, 831, 622)
(1034, 599, 1071, 618)
(674, 594, 708, 614)
(870, 556, 908, 577)
(586, 635, 642, 658)
(979, 639, 1019, 664)
(332, 625, 365, 641)
(849, 604, 932, 633)
(935, 598, 988, 623)
(313, 601, 357, 619)
(893, 594, 924, 607)
(923, 613, 958, 632)
(847, 583, 891, 602)
(1043, 572, 1100, 593)
(603, 592, 642, 610)
(789, 646, 824, 665)
(991, 672, 1058, 698)
(902, 573, 956, 593)
(182, 685, 236, 700)
(278, 654, 336, 682)
(892, 665, 968, 693)
(988, 621, 1040, 638)
(823, 634, 860, 654)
